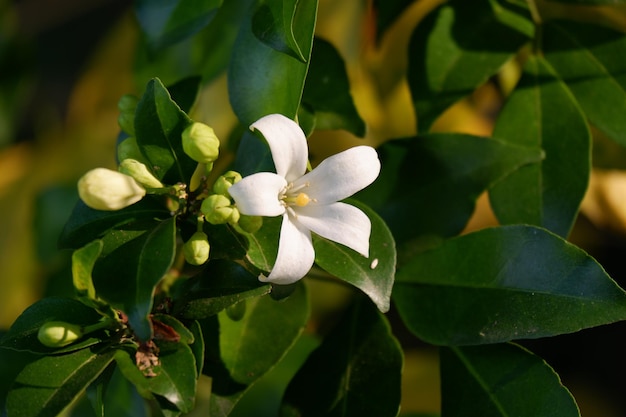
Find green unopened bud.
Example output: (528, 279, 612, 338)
(78, 168, 146, 211)
(117, 94, 139, 135)
(201, 194, 239, 224)
(182, 122, 220, 163)
(213, 171, 242, 197)
(119, 159, 164, 189)
(38, 321, 83, 348)
(183, 231, 210, 265)
(238, 214, 263, 234)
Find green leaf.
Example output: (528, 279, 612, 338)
(542, 20, 626, 147)
(228, 0, 317, 126)
(281, 298, 402, 417)
(243, 215, 282, 274)
(93, 217, 177, 341)
(58, 198, 170, 250)
(207, 283, 309, 415)
(115, 344, 197, 413)
(72, 240, 103, 304)
(134, 78, 195, 185)
(408, 0, 532, 131)
(166, 76, 202, 113)
(545, 0, 625, 3)
(174, 259, 271, 320)
(301, 37, 365, 136)
(187, 320, 205, 376)
(441, 344, 580, 417)
(252, 0, 307, 62)
(372, 0, 416, 42)
(393, 225, 626, 346)
(355, 134, 543, 244)
(314, 200, 396, 313)
(0, 348, 38, 413)
(0, 297, 103, 354)
(6, 348, 116, 417)
(489, 56, 590, 238)
(90, 366, 149, 417)
(135, 0, 223, 50)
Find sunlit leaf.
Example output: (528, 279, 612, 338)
(314, 200, 395, 313)
(489, 56, 590, 238)
(393, 225, 626, 345)
(72, 240, 103, 304)
(7, 348, 116, 417)
(281, 299, 402, 417)
(441, 344, 580, 417)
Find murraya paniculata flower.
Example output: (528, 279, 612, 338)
(229, 113, 381, 285)
(78, 168, 146, 211)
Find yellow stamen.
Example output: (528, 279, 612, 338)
(295, 193, 311, 207)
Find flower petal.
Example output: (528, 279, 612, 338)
(229, 172, 287, 217)
(263, 213, 315, 285)
(295, 202, 371, 257)
(294, 146, 380, 204)
(250, 114, 308, 182)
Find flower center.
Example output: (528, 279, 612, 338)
(281, 182, 316, 212)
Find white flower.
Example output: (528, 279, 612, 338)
(78, 168, 146, 211)
(229, 114, 381, 285)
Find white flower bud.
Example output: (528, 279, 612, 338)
(78, 168, 146, 211)
(38, 321, 83, 348)
(182, 122, 220, 163)
(183, 231, 210, 266)
(118, 159, 164, 189)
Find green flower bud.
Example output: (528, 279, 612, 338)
(213, 171, 242, 197)
(201, 194, 238, 224)
(78, 168, 146, 211)
(117, 94, 139, 136)
(38, 321, 83, 348)
(238, 214, 263, 234)
(183, 231, 210, 266)
(119, 159, 164, 189)
(182, 122, 220, 163)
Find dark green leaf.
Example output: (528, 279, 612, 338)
(0, 297, 103, 354)
(6, 348, 116, 417)
(543, 20, 626, 147)
(302, 37, 365, 136)
(174, 259, 270, 319)
(166, 76, 202, 113)
(72, 240, 103, 304)
(134, 78, 195, 185)
(93, 366, 149, 417)
(489, 56, 590, 238)
(356, 134, 543, 244)
(281, 298, 402, 417)
(135, 0, 223, 50)
(546, 0, 625, 3)
(243, 215, 282, 274)
(408, 0, 532, 131)
(252, 0, 307, 62)
(187, 320, 205, 375)
(115, 343, 197, 413)
(228, 0, 317, 126)
(93, 217, 177, 341)
(58, 198, 170, 250)
(441, 344, 580, 417)
(393, 225, 626, 345)
(0, 348, 38, 413)
(314, 200, 396, 313)
(373, 0, 415, 42)
(232, 129, 275, 177)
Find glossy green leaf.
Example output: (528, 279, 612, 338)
(58, 198, 170, 250)
(281, 299, 402, 417)
(174, 259, 270, 319)
(373, 0, 415, 42)
(441, 344, 580, 416)
(6, 348, 116, 417)
(166, 76, 202, 113)
(228, 0, 317, 126)
(252, 0, 307, 62)
(0, 348, 37, 413)
(72, 240, 102, 304)
(93, 217, 177, 341)
(355, 134, 543, 243)
(233, 129, 275, 177)
(393, 225, 626, 346)
(134, 78, 195, 185)
(489, 56, 590, 238)
(0, 297, 103, 354)
(314, 200, 396, 313)
(207, 284, 309, 416)
(187, 321, 205, 376)
(90, 366, 149, 417)
(301, 37, 365, 136)
(243, 215, 282, 274)
(546, 0, 625, 3)
(542, 20, 626, 147)
(408, 0, 532, 131)
(135, 0, 223, 50)
(115, 343, 197, 413)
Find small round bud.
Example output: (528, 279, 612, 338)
(117, 94, 139, 136)
(182, 122, 220, 163)
(38, 321, 83, 348)
(183, 231, 211, 266)
(238, 214, 263, 234)
(78, 168, 146, 211)
(213, 171, 242, 197)
(119, 159, 164, 189)
(201, 194, 238, 224)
